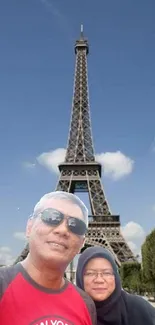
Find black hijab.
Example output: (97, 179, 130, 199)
(76, 246, 128, 325)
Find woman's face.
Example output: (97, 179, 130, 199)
(83, 257, 116, 301)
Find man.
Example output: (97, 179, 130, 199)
(0, 191, 96, 325)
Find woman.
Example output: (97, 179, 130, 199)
(76, 246, 155, 325)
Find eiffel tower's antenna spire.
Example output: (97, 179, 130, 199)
(75, 24, 89, 54)
(80, 24, 84, 38)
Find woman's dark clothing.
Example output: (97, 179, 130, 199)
(76, 246, 155, 325)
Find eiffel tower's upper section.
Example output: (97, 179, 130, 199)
(74, 24, 89, 55)
(63, 25, 101, 172)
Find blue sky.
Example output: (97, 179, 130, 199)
(0, 0, 155, 264)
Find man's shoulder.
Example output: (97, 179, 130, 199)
(0, 264, 21, 299)
(0, 264, 19, 278)
(70, 283, 96, 325)
(72, 282, 95, 305)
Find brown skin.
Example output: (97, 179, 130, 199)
(83, 257, 115, 301)
(22, 199, 85, 289)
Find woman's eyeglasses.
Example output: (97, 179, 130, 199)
(84, 270, 114, 280)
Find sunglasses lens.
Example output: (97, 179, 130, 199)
(41, 209, 63, 225)
(41, 209, 87, 236)
(68, 217, 87, 235)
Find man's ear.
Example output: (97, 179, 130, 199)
(26, 218, 33, 238)
(77, 236, 85, 254)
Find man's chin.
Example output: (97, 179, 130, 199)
(41, 251, 70, 267)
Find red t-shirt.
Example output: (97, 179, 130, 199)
(0, 263, 96, 325)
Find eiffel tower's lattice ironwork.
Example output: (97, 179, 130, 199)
(15, 26, 135, 266)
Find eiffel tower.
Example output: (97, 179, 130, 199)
(15, 26, 135, 266)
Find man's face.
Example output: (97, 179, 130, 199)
(26, 198, 85, 268)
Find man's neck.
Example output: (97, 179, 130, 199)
(21, 255, 66, 290)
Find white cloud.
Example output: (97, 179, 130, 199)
(37, 148, 66, 174)
(121, 221, 145, 256)
(37, 148, 134, 181)
(121, 221, 145, 240)
(127, 241, 137, 252)
(0, 246, 14, 266)
(13, 232, 26, 241)
(96, 151, 134, 180)
(0, 246, 11, 253)
(22, 162, 36, 169)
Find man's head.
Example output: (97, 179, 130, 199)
(26, 191, 88, 269)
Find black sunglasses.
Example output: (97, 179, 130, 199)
(40, 208, 87, 236)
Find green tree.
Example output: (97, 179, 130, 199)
(142, 229, 155, 297)
(120, 262, 143, 294)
